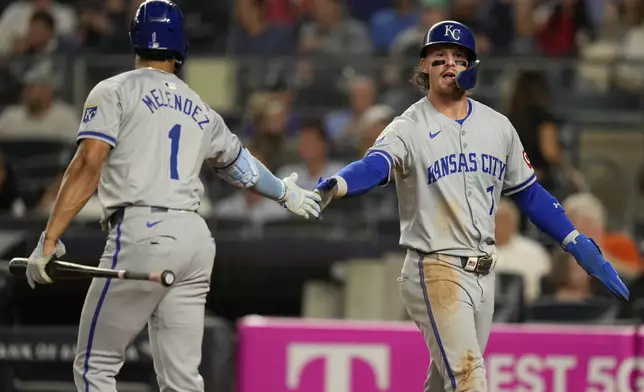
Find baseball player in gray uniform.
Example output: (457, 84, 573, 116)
(23, 2, 321, 392)
(315, 21, 629, 391)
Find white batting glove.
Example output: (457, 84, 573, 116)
(26, 232, 66, 289)
(278, 173, 322, 219)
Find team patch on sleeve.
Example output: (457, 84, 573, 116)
(82, 105, 98, 124)
(522, 150, 532, 169)
(374, 127, 393, 146)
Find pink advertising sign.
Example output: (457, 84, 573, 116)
(237, 317, 642, 392)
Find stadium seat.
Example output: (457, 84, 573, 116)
(0, 140, 75, 208)
(343, 255, 406, 321)
(301, 280, 344, 319)
(262, 217, 349, 239)
(525, 297, 620, 324)
(632, 299, 644, 322)
(493, 272, 525, 323)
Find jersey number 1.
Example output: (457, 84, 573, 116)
(168, 124, 181, 180)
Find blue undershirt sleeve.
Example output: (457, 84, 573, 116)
(511, 181, 577, 245)
(334, 153, 391, 197)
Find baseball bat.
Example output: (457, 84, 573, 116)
(8, 258, 176, 287)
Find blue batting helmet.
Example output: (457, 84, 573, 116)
(129, 0, 188, 69)
(420, 20, 479, 90)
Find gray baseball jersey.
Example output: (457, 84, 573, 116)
(367, 97, 535, 257)
(372, 96, 536, 392)
(72, 67, 239, 392)
(76, 67, 242, 221)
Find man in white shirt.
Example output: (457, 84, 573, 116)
(0, 0, 76, 55)
(276, 121, 346, 190)
(215, 148, 290, 224)
(0, 70, 78, 142)
(495, 198, 552, 303)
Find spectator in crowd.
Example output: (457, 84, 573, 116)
(549, 249, 595, 301)
(494, 198, 552, 304)
(534, 0, 595, 57)
(246, 95, 294, 170)
(0, 155, 24, 216)
(241, 74, 301, 139)
(214, 146, 289, 223)
(615, 0, 644, 94)
(345, 0, 393, 23)
(389, 0, 449, 58)
(562, 192, 643, 279)
(512, 0, 541, 54)
(276, 120, 345, 190)
(574, 0, 624, 93)
(482, 0, 516, 54)
(505, 69, 584, 197)
(450, 0, 493, 54)
(0, 0, 76, 55)
(298, 0, 373, 56)
(356, 104, 394, 156)
(76, 0, 133, 53)
(0, 69, 77, 142)
(323, 76, 377, 147)
(229, 0, 296, 56)
(10, 10, 76, 55)
(263, 0, 314, 25)
(369, 0, 418, 54)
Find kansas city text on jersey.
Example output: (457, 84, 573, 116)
(141, 88, 211, 130)
(427, 152, 507, 185)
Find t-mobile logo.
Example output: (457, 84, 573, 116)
(286, 343, 391, 392)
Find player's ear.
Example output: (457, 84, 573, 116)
(420, 58, 429, 74)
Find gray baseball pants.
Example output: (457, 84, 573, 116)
(72, 206, 216, 392)
(398, 250, 496, 392)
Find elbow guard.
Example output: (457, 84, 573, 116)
(215, 147, 259, 189)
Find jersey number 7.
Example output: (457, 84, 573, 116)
(486, 185, 495, 216)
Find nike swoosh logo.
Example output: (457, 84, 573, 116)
(429, 131, 442, 139)
(146, 220, 163, 228)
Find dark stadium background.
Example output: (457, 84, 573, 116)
(0, 0, 643, 391)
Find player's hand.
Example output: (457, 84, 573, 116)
(26, 232, 66, 289)
(565, 233, 630, 301)
(278, 173, 322, 219)
(314, 177, 339, 211)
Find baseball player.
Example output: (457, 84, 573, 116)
(315, 21, 629, 391)
(23, 1, 321, 391)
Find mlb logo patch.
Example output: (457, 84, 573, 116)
(82, 106, 98, 124)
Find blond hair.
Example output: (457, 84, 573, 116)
(562, 193, 606, 228)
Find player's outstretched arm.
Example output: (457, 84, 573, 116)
(315, 153, 390, 211)
(26, 139, 110, 288)
(251, 156, 322, 220)
(212, 147, 321, 219)
(510, 182, 630, 301)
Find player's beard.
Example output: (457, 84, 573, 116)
(434, 79, 466, 101)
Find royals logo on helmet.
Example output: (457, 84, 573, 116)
(444, 25, 462, 41)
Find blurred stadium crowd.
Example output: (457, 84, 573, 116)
(0, 0, 642, 325)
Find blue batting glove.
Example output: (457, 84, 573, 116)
(565, 233, 630, 301)
(315, 177, 337, 192)
(314, 177, 340, 214)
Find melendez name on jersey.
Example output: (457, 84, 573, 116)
(141, 83, 211, 130)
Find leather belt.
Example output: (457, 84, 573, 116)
(108, 206, 171, 228)
(459, 255, 496, 275)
